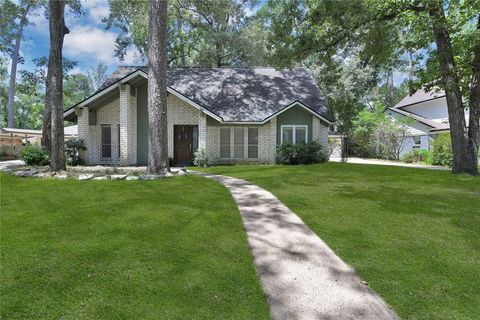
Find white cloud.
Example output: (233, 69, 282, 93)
(27, 9, 49, 35)
(64, 26, 117, 63)
(82, 0, 110, 24)
(120, 47, 145, 66)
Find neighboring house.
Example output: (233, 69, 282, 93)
(385, 89, 466, 157)
(63, 67, 334, 165)
(0, 125, 77, 159)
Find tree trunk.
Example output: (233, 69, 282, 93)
(176, 13, 186, 66)
(7, 4, 30, 128)
(429, 2, 471, 174)
(41, 84, 51, 153)
(47, 0, 68, 172)
(466, 15, 480, 175)
(147, 0, 170, 175)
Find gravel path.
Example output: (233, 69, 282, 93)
(194, 172, 399, 320)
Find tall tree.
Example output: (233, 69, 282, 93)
(1, 0, 35, 128)
(47, 0, 69, 171)
(147, 0, 170, 174)
(105, 0, 265, 67)
(262, 0, 480, 175)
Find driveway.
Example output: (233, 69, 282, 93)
(0, 160, 24, 171)
(330, 157, 449, 170)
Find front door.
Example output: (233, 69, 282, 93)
(174, 125, 197, 163)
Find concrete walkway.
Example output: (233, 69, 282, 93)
(330, 157, 449, 170)
(194, 172, 398, 320)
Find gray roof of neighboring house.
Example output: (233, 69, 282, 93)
(393, 88, 445, 109)
(96, 66, 334, 122)
(386, 107, 450, 131)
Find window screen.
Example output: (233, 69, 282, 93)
(234, 127, 244, 158)
(101, 125, 111, 158)
(248, 128, 258, 158)
(220, 127, 230, 158)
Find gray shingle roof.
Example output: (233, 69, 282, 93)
(393, 88, 445, 109)
(98, 66, 333, 122)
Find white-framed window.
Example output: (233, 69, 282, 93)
(220, 127, 231, 158)
(248, 128, 259, 159)
(281, 125, 308, 144)
(233, 127, 244, 158)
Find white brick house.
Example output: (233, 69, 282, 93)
(64, 67, 333, 165)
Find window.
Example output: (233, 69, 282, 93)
(234, 127, 244, 158)
(101, 125, 111, 158)
(248, 128, 258, 158)
(413, 136, 421, 149)
(220, 127, 230, 158)
(117, 124, 121, 158)
(281, 125, 308, 144)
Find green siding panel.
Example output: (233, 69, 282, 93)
(276, 106, 313, 144)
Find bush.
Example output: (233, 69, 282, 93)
(276, 141, 328, 165)
(432, 134, 453, 167)
(193, 148, 209, 167)
(401, 149, 432, 164)
(65, 138, 87, 166)
(19, 146, 50, 166)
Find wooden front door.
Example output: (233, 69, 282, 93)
(174, 125, 197, 163)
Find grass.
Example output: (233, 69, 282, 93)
(0, 174, 270, 319)
(198, 163, 480, 320)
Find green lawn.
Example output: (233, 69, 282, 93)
(198, 163, 480, 320)
(0, 174, 270, 319)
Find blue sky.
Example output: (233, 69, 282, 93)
(18, 0, 141, 76)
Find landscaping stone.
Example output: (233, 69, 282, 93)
(16, 170, 38, 177)
(93, 176, 109, 180)
(54, 171, 68, 179)
(34, 172, 54, 179)
(126, 176, 140, 181)
(78, 174, 94, 180)
(139, 175, 163, 180)
(111, 174, 127, 180)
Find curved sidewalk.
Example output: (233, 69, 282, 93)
(194, 172, 398, 320)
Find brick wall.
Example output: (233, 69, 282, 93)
(312, 117, 329, 147)
(205, 119, 276, 164)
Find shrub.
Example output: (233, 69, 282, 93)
(276, 141, 328, 165)
(402, 149, 432, 164)
(19, 146, 50, 166)
(193, 148, 209, 167)
(432, 134, 453, 167)
(65, 138, 87, 166)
